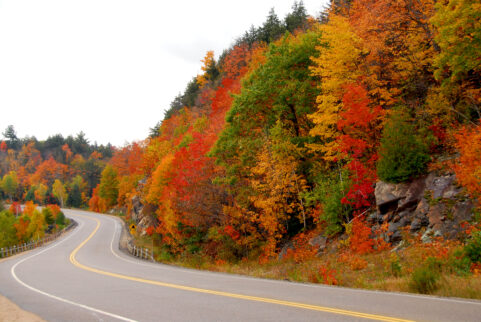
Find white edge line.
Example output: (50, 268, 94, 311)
(105, 216, 481, 306)
(10, 216, 137, 322)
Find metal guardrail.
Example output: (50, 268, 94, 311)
(119, 218, 154, 262)
(0, 221, 77, 259)
(127, 242, 154, 262)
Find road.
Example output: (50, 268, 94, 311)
(0, 209, 480, 322)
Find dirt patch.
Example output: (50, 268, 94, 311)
(0, 294, 45, 322)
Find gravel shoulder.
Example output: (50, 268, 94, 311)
(0, 294, 45, 322)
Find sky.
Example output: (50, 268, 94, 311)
(0, 0, 329, 147)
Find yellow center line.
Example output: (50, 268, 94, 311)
(70, 214, 414, 322)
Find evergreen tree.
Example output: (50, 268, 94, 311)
(259, 8, 286, 43)
(285, 1, 308, 33)
(377, 110, 430, 183)
(67, 183, 82, 208)
(2, 125, 19, 150)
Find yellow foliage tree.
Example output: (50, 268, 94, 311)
(27, 210, 45, 240)
(196, 50, 216, 88)
(249, 124, 308, 258)
(309, 15, 365, 163)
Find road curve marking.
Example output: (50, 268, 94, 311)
(10, 219, 136, 322)
(70, 214, 414, 322)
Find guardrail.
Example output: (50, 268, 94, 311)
(0, 221, 77, 259)
(127, 242, 154, 261)
(118, 218, 155, 262)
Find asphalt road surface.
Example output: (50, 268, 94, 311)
(0, 209, 480, 322)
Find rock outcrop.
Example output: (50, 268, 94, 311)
(371, 173, 473, 243)
(129, 194, 158, 236)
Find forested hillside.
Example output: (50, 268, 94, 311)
(89, 0, 480, 258)
(1, 0, 480, 295)
(0, 127, 112, 207)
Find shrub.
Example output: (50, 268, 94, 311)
(390, 253, 402, 277)
(303, 172, 351, 236)
(42, 208, 55, 225)
(377, 109, 430, 183)
(349, 255, 368, 271)
(309, 265, 338, 285)
(449, 249, 472, 276)
(465, 231, 481, 263)
(409, 257, 441, 294)
(55, 212, 66, 226)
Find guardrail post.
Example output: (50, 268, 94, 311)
(1, 248, 3, 258)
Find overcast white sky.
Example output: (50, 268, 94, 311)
(0, 0, 328, 147)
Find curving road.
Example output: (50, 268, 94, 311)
(0, 209, 480, 322)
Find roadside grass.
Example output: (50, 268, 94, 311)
(128, 225, 481, 300)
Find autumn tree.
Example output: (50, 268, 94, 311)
(1, 171, 18, 201)
(337, 84, 383, 210)
(52, 179, 68, 208)
(18, 142, 42, 173)
(26, 209, 46, 240)
(99, 165, 119, 209)
(453, 124, 481, 203)
(0, 210, 18, 247)
(308, 14, 365, 163)
(62, 144, 73, 163)
(213, 28, 320, 185)
(26, 183, 48, 205)
(196, 51, 219, 88)
(248, 123, 309, 258)
(14, 215, 30, 242)
(431, 0, 481, 120)
(30, 157, 68, 187)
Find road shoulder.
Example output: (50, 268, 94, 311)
(0, 294, 45, 322)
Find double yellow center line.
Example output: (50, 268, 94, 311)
(69, 215, 414, 322)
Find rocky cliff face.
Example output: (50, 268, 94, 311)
(129, 195, 158, 236)
(128, 172, 474, 247)
(370, 173, 474, 243)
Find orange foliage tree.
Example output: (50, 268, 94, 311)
(453, 124, 481, 204)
